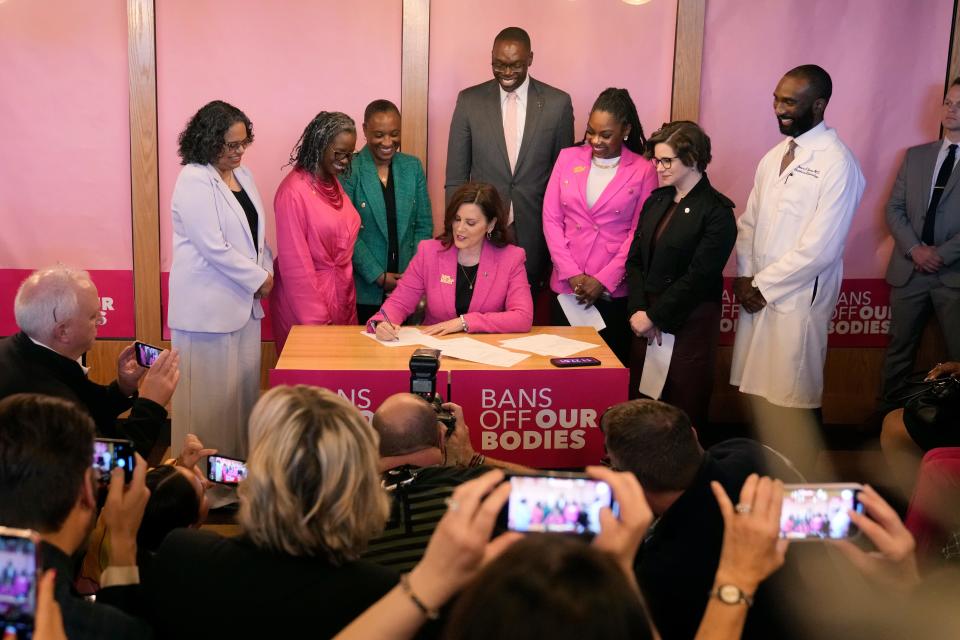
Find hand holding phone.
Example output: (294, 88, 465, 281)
(207, 455, 248, 485)
(780, 483, 863, 540)
(0, 527, 40, 638)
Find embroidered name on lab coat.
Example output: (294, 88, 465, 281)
(794, 166, 820, 178)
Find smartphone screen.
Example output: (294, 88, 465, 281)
(92, 438, 136, 483)
(207, 455, 248, 485)
(505, 474, 615, 535)
(134, 341, 162, 368)
(0, 527, 39, 639)
(780, 484, 863, 540)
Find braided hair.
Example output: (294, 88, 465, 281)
(590, 88, 645, 155)
(287, 111, 356, 177)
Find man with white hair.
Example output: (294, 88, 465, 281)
(0, 265, 179, 456)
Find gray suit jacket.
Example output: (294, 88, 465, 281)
(886, 140, 960, 287)
(445, 77, 575, 285)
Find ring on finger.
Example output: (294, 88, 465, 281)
(445, 497, 460, 512)
(735, 503, 752, 515)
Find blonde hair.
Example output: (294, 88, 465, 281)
(238, 385, 389, 564)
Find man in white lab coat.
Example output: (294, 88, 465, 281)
(731, 65, 865, 463)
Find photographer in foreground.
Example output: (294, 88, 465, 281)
(336, 470, 788, 640)
(364, 393, 529, 570)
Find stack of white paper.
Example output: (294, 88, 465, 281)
(361, 329, 529, 367)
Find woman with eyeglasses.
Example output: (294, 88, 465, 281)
(169, 100, 273, 495)
(625, 121, 737, 429)
(271, 111, 361, 352)
(542, 88, 658, 367)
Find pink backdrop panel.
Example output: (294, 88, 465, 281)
(156, 0, 402, 331)
(0, 0, 133, 336)
(427, 0, 678, 227)
(699, 0, 953, 278)
(452, 368, 628, 469)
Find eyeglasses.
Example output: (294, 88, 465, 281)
(652, 156, 679, 169)
(223, 138, 253, 152)
(492, 61, 527, 74)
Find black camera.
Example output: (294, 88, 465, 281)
(409, 348, 457, 438)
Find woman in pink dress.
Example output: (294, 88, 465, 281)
(271, 111, 360, 351)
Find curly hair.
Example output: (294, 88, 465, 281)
(287, 111, 356, 178)
(590, 88, 646, 155)
(177, 100, 253, 166)
(645, 120, 712, 173)
(438, 182, 513, 249)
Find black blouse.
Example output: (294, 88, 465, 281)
(231, 186, 259, 242)
(455, 264, 479, 317)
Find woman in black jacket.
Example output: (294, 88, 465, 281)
(625, 121, 737, 429)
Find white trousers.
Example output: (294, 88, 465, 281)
(171, 315, 261, 460)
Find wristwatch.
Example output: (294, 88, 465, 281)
(710, 584, 753, 607)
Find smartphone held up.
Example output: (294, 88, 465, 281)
(502, 472, 616, 536)
(780, 483, 863, 540)
(0, 527, 39, 640)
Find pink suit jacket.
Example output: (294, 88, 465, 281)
(367, 239, 533, 333)
(542, 145, 658, 297)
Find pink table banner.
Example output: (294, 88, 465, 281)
(269, 369, 448, 422)
(451, 368, 628, 469)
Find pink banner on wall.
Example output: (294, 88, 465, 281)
(426, 0, 678, 227)
(452, 369, 628, 469)
(0, 0, 133, 334)
(269, 369, 448, 423)
(0, 269, 135, 338)
(719, 278, 891, 348)
(698, 0, 953, 279)
(155, 0, 402, 270)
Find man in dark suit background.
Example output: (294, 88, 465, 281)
(445, 26, 575, 288)
(880, 78, 960, 406)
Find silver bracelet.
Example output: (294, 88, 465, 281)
(459, 314, 468, 332)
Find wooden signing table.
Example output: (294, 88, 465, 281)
(270, 326, 628, 468)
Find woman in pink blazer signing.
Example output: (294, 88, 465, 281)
(542, 88, 658, 365)
(368, 182, 533, 337)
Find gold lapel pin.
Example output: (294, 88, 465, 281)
(440, 274, 454, 285)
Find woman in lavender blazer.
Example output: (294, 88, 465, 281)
(367, 182, 532, 337)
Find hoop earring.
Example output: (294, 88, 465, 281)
(623, 136, 628, 141)
(486, 230, 492, 239)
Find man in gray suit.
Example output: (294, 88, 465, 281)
(445, 26, 575, 288)
(881, 77, 960, 404)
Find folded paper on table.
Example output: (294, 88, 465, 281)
(363, 329, 528, 367)
(361, 327, 444, 348)
(637, 332, 675, 400)
(557, 293, 606, 331)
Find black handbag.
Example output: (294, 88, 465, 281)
(902, 376, 960, 451)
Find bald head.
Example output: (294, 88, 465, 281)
(14, 266, 100, 358)
(372, 393, 440, 457)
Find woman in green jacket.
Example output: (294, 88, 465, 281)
(343, 99, 433, 323)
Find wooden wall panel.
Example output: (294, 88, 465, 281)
(671, 0, 706, 121)
(401, 0, 430, 167)
(128, 0, 161, 344)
